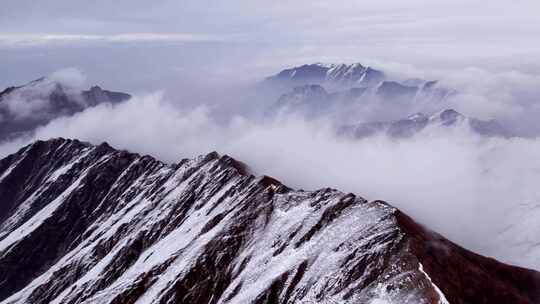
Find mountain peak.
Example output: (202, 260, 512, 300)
(267, 62, 385, 88)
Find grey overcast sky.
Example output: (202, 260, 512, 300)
(2, 0, 540, 91)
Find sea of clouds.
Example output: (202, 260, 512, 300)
(1, 66, 540, 270)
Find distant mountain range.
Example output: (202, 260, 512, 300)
(0, 77, 130, 142)
(265, 63, 451, 97)
(340, 109, 510, 138)
(265, 63, 513, 138)
(0, 64, 513, 144)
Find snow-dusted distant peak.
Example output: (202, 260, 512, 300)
(429, 109, 466, 125)
(267, 62, 385, 88)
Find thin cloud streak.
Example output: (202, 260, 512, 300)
(0, 32, 228, 47)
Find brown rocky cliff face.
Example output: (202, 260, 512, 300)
(0, 138, 538, 304)
(396, 211, 540, 304)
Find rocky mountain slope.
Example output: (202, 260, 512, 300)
(340, 109, 510, 138)
(0, 78, 130, 141)
(266, 63, 386, 89)
(0, 138, 539, 303)
(269, 83, 452, 120)
(265, 63, 454, 124)
(264, 63, 452, 99)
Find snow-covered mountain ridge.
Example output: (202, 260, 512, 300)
(0, 138, 539, 303)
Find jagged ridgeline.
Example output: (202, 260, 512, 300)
(0, 77, 130, 142)
(0, 138, 539, 303)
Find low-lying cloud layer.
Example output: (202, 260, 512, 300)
(0, 68, 86, 122)
(1, 91, 539, 270)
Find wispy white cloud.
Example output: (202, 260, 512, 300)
(0, 32, 227, 47)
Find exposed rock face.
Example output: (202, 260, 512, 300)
(0, 138, 539, 303)
(0, 78, 130, 141)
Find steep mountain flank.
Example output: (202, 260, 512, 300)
(266, 63, 385, 89)
(0, 138, 538, 303)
